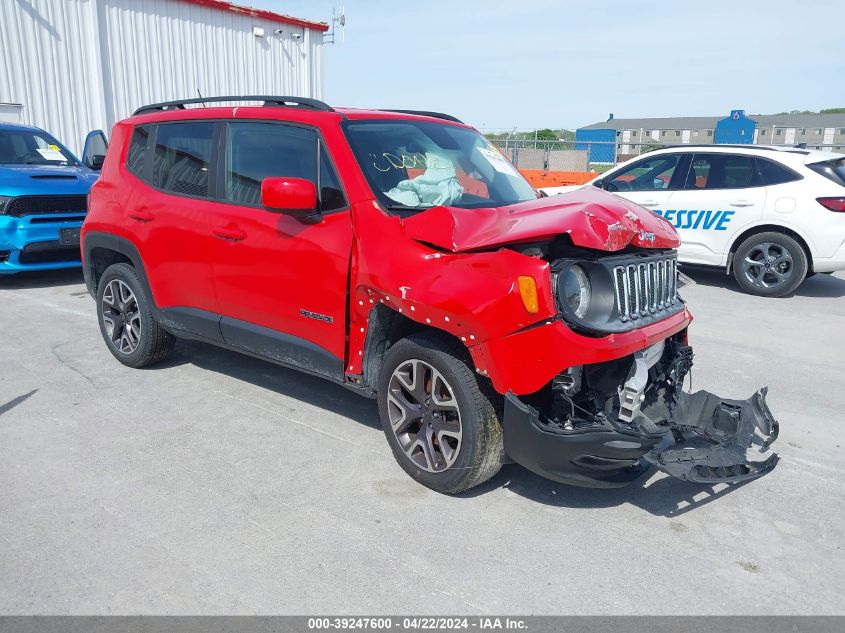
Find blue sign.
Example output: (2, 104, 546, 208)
(653, 209, 735, 231)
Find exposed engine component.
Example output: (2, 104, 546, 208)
(503, 332, 779, 487)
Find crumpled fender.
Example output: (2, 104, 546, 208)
(401, 187, 679, 253)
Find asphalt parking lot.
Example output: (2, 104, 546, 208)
(1, 267, 843, 615)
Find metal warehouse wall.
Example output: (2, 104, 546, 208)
(0, 0, 104, 155)
(0, 0, 324, 155)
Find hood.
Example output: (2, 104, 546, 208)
(401, 187, 680, 253)
(0, 164, 98, 197)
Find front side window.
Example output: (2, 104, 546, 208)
(342, 119, 537, 212)
(605, 155, 682, 192)
(0, 128, 77, 166)
(223, 121, 347, 212)
(686, 154, 762, 190)
(225, 122, 316, 206)
(152, 122, 215, 197)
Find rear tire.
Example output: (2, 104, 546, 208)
(377, 333, 504, 494)
(732, 231, 807, 297)
(96, 263, 175, 368)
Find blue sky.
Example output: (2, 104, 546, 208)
(263, 0, 845, 131)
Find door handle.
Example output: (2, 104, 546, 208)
(213, 226, 246, 241)
(730, 200, 754, 207)
(129, 210, 153, 222)
(641, 200, 660, 207)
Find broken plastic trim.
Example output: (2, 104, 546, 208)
(503, 386, 780, 488)
(643, 388, 780, 484)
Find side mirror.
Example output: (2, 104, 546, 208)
(592, 179, 603, 188)
(261, 177, 320, 221)
(82, 129, 108, 170)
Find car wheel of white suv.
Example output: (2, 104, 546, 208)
(732, 232, 808, 297)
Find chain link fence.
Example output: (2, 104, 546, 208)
(488, 138, 845, 173)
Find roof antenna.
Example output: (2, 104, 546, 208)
(197, 89, 205, 107)
(324, 5, 346, 44)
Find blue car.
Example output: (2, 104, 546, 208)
(0, 123, 99, 274)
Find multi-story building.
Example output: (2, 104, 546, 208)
(576, 109, 845, 163)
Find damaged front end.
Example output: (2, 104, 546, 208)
(503, 333, 779, 488)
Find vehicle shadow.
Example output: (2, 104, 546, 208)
(681, 265, 845, 298)
(0, 268, 85, 290)
(460, 463, 755, 517)
(164, 339, 381, 430)
(159, 340, 758, 514)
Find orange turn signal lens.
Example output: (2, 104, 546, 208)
(517, 276, 539, 314)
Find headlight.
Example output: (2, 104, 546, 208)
(560, 265, 591, 318)
(0, 196, 11, 215)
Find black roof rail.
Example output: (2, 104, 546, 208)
(133, 95, 334, 116)
(380, 109, 463, 123)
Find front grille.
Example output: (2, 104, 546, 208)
(18, 240, 81, 265)
(613, 256, 677, 322)
(5, 195, 87, 217)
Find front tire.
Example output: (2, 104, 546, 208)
(96, 263, 175, 368)
(377, 333, 504, 494)
(732, 231, 808, 297)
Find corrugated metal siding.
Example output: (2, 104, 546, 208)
(0, 0, 323, 155)
(0, 0, 105, 155)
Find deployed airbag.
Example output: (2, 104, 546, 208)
(385, 152, 464, 207)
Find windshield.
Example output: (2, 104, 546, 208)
(342, 119, 537, 212)
(0, 129, 78, 166)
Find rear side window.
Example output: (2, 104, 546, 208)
(807, 158, 845, 187)
(126, 125, 149, 177)
(685, 154, 762, 190)
(605, 155, 682, 192)
(152, 122, 215, 198)
(756, 158, 801, 186)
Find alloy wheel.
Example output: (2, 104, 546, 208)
(101, 279, 142, 354)
(741, 242, 794, 290)
(386, 359, 463, 473)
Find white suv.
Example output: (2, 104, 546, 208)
(542, 145, 845, 297)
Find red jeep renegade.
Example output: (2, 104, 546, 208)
(81, 96, 779, 493)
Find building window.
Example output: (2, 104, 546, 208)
(759, 129, 766, 136)
(840, 129, 845, 135)
(706, 130, 713, 137)
(631, 130, 637, 136)
(693, 130, 699, 137)
(776, 129, 783, 135)
(661, 131, 667, 137)
(616, 131, 621, 137)
(799, 128, 806, 135)
(675, 130, 681, 137)
(815, 129, 822, 134)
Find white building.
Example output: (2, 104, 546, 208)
(0, 0, 327, 154)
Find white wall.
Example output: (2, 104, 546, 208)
(0, 0, 104, 154)
(0, 0, 324, 155)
